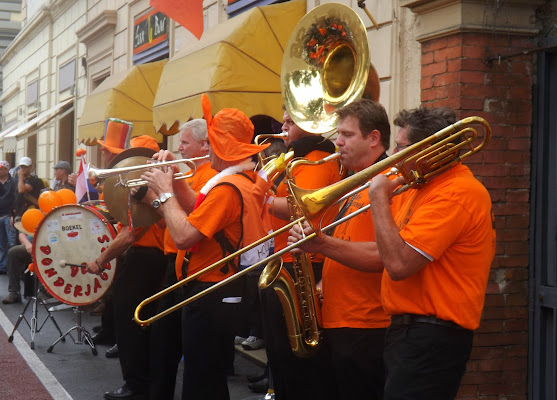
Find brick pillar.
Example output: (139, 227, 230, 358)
(420, 32, 532, 399)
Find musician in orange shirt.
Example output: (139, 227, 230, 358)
(147, 119, 217, 400)
(368, 107, 496, 399)
(140, 94, 271, 400)
(86, 136, 167, 400)
(263, 106, 343, 400)
(286, 99, 392, 400)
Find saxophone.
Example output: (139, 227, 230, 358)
(258, 156, 339, 358)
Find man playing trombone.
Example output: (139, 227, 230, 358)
(287, 98, 392, 400)
(140, 94, 272, 400)
(290, 106, 495, 399)
(366, 107, 495, 399)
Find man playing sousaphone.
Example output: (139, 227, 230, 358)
(140, 94, 272, 400)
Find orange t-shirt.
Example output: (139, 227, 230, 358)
(322, 188, 390, 329)
(116, 222, 165, 252)
(163, 162, 217, 255)
(186, 171, 268, 282)
(381, 163, 496, 330)
(270, 150, 341, 263)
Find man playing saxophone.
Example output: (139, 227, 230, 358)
(287, 98, 392, 400)
(140, 94, 271, 400)
(261, 106, 342, 399)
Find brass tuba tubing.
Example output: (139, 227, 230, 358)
(254, 132, 288, 146)
(133, 116, 491, 327)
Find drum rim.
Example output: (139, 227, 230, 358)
(32, 203, 118, 306)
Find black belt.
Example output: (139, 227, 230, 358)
(391, 314, 465, 330)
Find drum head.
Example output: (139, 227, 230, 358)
(33, 204, 118, 306)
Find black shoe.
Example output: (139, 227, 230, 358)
(104, 384, 145, 399)
(248, 378, 269, 394)
(2, 292, 21, 304)
(247, 372, 267, 383)
(106, 344, 119, 358)
(93, 325, 102, 333)
(92, 330, 114, 345)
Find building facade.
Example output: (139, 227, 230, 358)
(0, 0, 555, 398)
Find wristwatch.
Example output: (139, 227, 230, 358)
(152, 192, 174, 209)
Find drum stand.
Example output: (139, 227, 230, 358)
(8, 273, 65, 350)
(47, 306, 97, 356)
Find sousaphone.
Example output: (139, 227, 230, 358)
(281, 2, 379, 134)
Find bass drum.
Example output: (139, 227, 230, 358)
(33, 203, 117, 306)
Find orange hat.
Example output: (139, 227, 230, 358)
(97, 118, 133, 154)
(201, 94, 269, 161)
(130, 135, 160, 152)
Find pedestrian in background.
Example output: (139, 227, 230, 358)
(0, 160, 17, 274)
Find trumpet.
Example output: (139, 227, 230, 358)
(133, 116, 492, 328)
(88, 155, 210, 188)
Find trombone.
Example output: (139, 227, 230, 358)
(88, 155, 210, 188)
(133, 116, 491, 327)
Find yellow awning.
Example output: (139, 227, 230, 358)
(78, 59, 167, 144)
(153, 0, 306, 135)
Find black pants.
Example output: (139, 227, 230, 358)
(181, 278, 244, 400)
(261, 261, 338, 400)
(236, 266, 264, 339)
(149, 254, 183, 400)
(112, 247, 166, 394)
(326, 327, 386, 400)
(7, 244, 32, 294)
(384, 322, 473, 399)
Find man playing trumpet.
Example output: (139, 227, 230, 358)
(140, 94, 271, 400)
(147, 118, 216, 400)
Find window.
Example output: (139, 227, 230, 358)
(59, 59, 76, 93)
(26, 80, 38, 106)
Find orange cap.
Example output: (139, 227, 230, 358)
(130, 135, 160, 152)
(202, 94, 269, 161)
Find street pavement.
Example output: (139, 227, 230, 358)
(0, 273, 266, 400)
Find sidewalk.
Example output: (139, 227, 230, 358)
(0, 311, 62, 400)
(0, 273, 265, 400)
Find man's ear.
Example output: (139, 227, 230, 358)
(368, 129, 381, 147)
(201, 139, 210, 152)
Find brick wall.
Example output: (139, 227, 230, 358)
(420, 32, 533, 399)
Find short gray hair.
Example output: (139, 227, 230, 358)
(179, 119, 208, 142)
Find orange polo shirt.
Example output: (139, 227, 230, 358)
(164, 162, 217, 255)
(381, 163, 495, 330)
(322, 187, 390, 329)
(270, 150, 341, 263)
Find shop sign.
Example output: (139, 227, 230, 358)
(134, 10, 168, 55)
